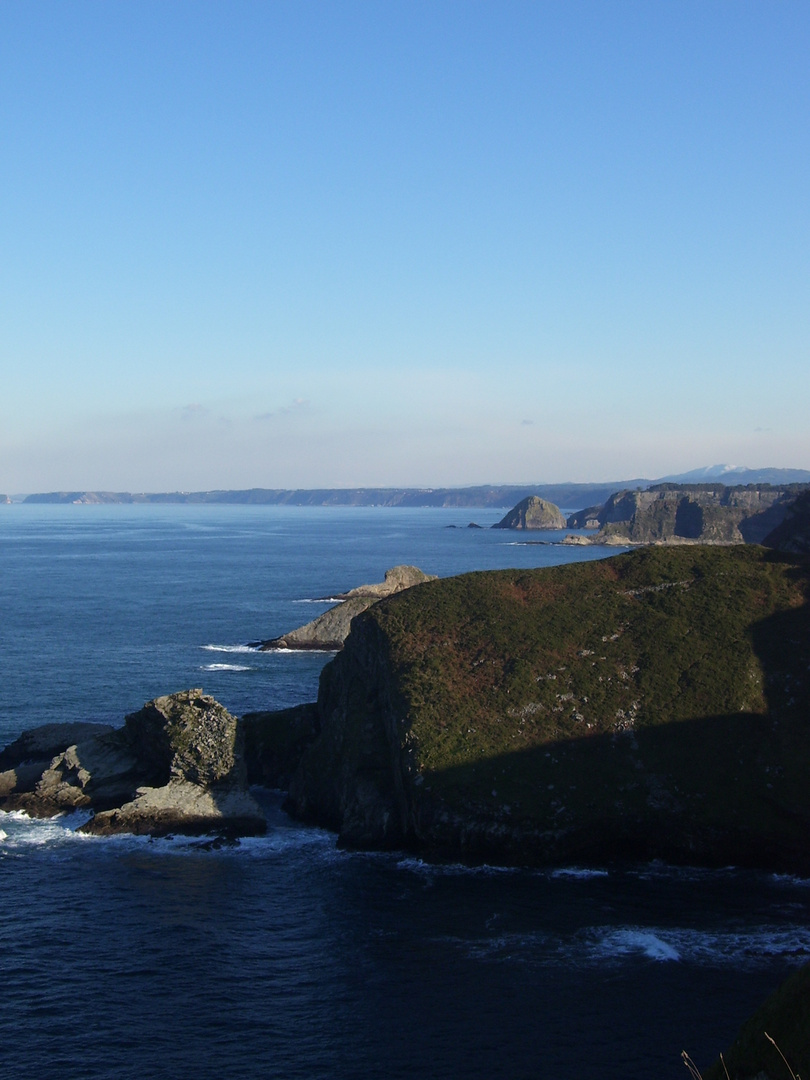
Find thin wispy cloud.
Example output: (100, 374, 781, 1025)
(254, 398, 310, 422)
(177, 403, 209, 420)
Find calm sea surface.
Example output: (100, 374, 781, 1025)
(1, 505, 808, 1080)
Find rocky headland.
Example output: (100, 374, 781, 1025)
(255, 565, 435, 651)
(492, 495, 566, 530)
(258, 544, 810, 873)
(563, 483, 806, 546)
(0, 690, 266, 837)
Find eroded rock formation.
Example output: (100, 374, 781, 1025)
(0, 690, 266, 837)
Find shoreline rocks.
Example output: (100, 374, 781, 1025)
(0, 690, 266, 838)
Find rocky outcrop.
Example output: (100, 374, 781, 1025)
(256, 565, 436, 651)
(492, 496, 567, 530)
(564, 484, 805, 545)
(0, 690, 266, 838)
(282, 546, 810, 871)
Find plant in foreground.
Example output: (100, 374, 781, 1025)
(682, 1033, 802, 1080)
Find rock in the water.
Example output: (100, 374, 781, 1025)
(492, 496, 566, 530)
(0, 690, 266, 838)
(257, 565, 436, 651)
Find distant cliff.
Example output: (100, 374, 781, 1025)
(21, 483, 641, 508)
(565, 484, 807, 545)
(280, 545, 810, 872)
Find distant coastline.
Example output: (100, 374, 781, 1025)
(12, 466, 810, 510)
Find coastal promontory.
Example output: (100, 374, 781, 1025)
(282, 544, 810, 872)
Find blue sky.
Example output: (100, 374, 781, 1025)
(2, 0, 808, 491)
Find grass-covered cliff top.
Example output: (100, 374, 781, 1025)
(353, 545, 810, 862)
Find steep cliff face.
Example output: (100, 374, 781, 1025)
(287, 618, 416, 847)
(566, 484, 803, 545)
(285, 546, 810, 870)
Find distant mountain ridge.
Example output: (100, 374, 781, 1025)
(15, 467, 810, 510)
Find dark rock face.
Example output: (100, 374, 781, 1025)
(492, 496, 566, 530)
(565, 483, 805, 545)
(241, 704, 321, 790)
(0, 691, 266, 838)
(764, 489, 810, 555)
(257, 565, 436, 651)
(282, 547, 810, 871)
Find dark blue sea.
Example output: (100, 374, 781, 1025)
(1, 505, 808, 1080)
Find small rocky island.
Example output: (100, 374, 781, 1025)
(492, 495, 566, 530)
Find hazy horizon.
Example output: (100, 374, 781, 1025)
(3, 2, 808, 492)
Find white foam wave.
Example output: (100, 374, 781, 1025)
(590, 924, 810, 966)
(202, 644, 257, 653)
(551, 867, 610, 879)
(293, 597, 344, 604)
(263, 646, 339, 654)
(0, 808, 95, 849)
(596, 929, 681, 962)
(0, 806, 339, 860)
(395, 855, 518, 879)
(201, 663, 251, 671)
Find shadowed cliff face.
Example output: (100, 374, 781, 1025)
(284, 547, 810, 870)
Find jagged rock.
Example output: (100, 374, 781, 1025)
(257, 565, 435, 651)
(0, 690, 266, 838)
(333, 565, 436, 600)
(492, 496, 566, 530)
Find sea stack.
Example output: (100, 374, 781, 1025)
(493, 496, 566, 530)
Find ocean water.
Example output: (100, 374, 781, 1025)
(1, 504, 808, 1080)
